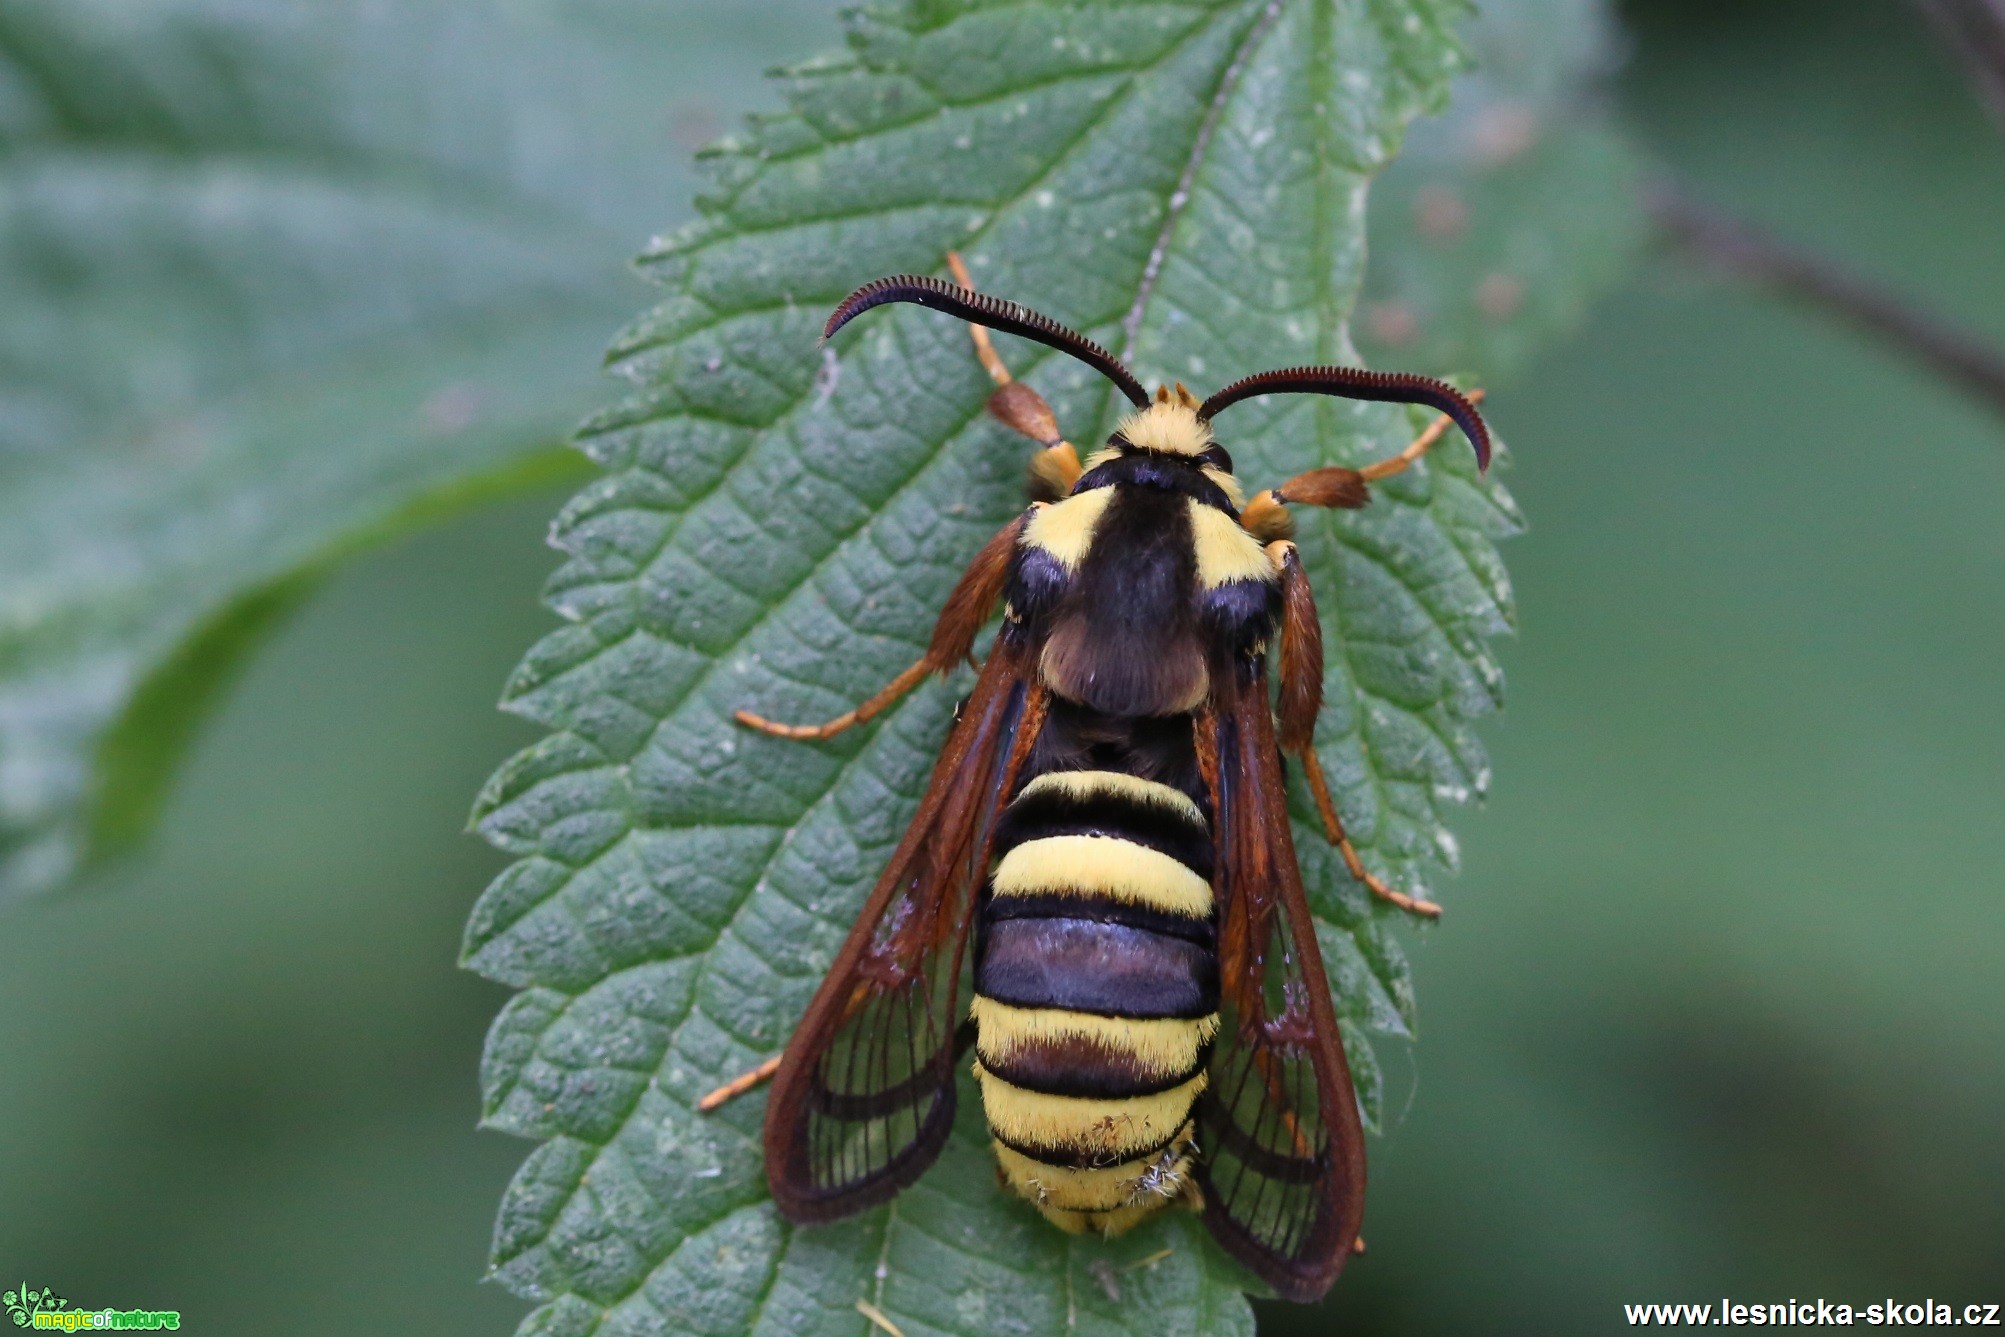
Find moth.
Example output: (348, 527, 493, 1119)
(702, 258, 1490, 1302)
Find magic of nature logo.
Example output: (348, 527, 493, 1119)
(3, 1285, 179, 1331)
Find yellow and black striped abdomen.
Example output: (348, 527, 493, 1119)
(972, 769, 1219, 1234)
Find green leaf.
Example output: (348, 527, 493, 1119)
(0, 0, 833, 903)
(1355, 0, 1648, 378)
(467, 0, 1532, 1330)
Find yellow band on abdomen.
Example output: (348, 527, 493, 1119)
(973, 1063, 1207, 1162)
(1013, 769, 1205, 825)
(991, 834, 1213, 917)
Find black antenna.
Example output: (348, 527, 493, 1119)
(1198, 366, 1490, 472)
(824, 275, 1151, 409)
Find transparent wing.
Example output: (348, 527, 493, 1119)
(1195, 659, 1367, 1302)
(764, 635, 1045, 1222)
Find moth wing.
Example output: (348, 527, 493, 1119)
(1195, 660, 1368, 1301)
(763, 635, 1045, 1222)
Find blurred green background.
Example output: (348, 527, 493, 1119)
(2, 1, 2001, 1333)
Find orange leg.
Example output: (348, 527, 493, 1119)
(733, 659, 932, 741)
(855, 1301, 908, 1337)
(1301, 748, 1443, 920)
(946, 251, 1082, 493)
(736, 510, 1026, 741)
(946, 251, 1014, 387)
(695, 1054, 782, 1113)
(1252, 390, 1491, 534)
(1358, 389, 1487, 483)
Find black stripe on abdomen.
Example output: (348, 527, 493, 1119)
(975, 916, 1218, 1020)
(977, 1027, 1210, 1100)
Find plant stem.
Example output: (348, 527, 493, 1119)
(1646, 180, 2005, 424)
(1914, 0, 2005, 134)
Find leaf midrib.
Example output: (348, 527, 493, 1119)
(1118, 0, 1285, 358)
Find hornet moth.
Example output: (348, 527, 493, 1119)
(701, 256, 1491, 1303)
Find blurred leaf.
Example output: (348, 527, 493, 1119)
(1355, 0, 1648, 378)
(464, 0, 1534, 1330)
(0, 0, 824, 903)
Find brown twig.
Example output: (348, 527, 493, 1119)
(1646, 179, 2005, 424)
(1914, 0, 2005, 134)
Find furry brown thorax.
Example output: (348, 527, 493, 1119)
(1012, 382, 1276, 721)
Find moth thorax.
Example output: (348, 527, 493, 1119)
(1116, 385, 1211, 458)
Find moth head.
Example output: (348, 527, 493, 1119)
(1114, 384, 1215, 456)
(1109, 383, 1241, 503)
